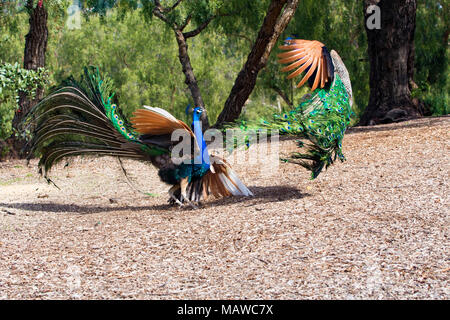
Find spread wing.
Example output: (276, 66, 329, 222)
(130, 106, 194, 136)
(278, 39, 334, 91)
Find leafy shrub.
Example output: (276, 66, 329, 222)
(0, 62, 48, 140)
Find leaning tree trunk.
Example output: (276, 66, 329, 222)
(174, 30, 209, 128)
(359, 0, 421, 125)
(11, 0, 48, 154)
(214, 0, 299, 127)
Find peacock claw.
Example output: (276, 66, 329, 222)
(180, 195, 198, 210)
(167, 196, 198, 209)
(169, 194, 183, 207)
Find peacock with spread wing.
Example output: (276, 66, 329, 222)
(23, 67, 252, 208)
(234, 39, 354, 179)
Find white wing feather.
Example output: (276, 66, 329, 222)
(226, 168, 254, 196)
(142, 105, 178, 121)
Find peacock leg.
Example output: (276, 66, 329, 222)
(179, 177, 198, 209)
(168, 185, 183, 207)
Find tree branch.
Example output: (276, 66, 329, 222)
(183, 15, 216, 38)
(180, 14, 192, 31)
(163, 0, 184, 13)
(152, 0, 170, 25)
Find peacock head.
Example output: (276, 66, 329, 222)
(185, 104, 205, 120)
(192, 107, 205, 121)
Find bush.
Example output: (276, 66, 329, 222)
(0, 62, 48, 140)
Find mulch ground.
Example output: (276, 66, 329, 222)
(0, 116, 448, 299)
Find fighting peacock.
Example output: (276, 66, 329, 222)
(22, 66, 253, 208)
(234, 38, 354, 179)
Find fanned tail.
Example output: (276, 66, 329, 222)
(22, 66, 165, 179)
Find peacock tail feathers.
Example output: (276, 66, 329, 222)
(23, 66, 167, 178)
(288, 74, 353, 157)
(65, 66, 142, 144)
(230, 74, 353, 179)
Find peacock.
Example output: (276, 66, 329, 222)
(23, 66, 253, 208)
(233, 38, 354, 179)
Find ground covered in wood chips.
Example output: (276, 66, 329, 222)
(0, 117, 448, 299)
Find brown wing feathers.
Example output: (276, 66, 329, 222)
(278, 39, 330, 91)
(203, 162, 232, 198)
(130, 108, 193, 136)
(200, 156, 253, 199)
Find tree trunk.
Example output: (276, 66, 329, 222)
(359, 0, 420, 125)
(174, 30, 209, 129)
(12, 0, 48, 153)
(214, 0, 299, 127)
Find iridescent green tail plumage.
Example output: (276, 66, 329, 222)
(22, 66, 166, 179)
(234, 74, 353, 179)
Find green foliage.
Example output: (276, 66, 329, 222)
(0, 0, 63, 142)
(45, 8, 247, 124)
(0, 0, 447, 145)
(414, 0, 449, 115)
(0, 62, 47, 96)
(0, 3, 28, 64)
(0, 62, 48, 139)
(29, 0, 68, 9)
(51, 10, 186, 118)
(0, 1, 70, 65)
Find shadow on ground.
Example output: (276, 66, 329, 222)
(0, 202, 170, 215)
(0, 185, 309, 214)
(200, 185, 310, 209)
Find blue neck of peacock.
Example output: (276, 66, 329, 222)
(192, 111, 210, 166)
